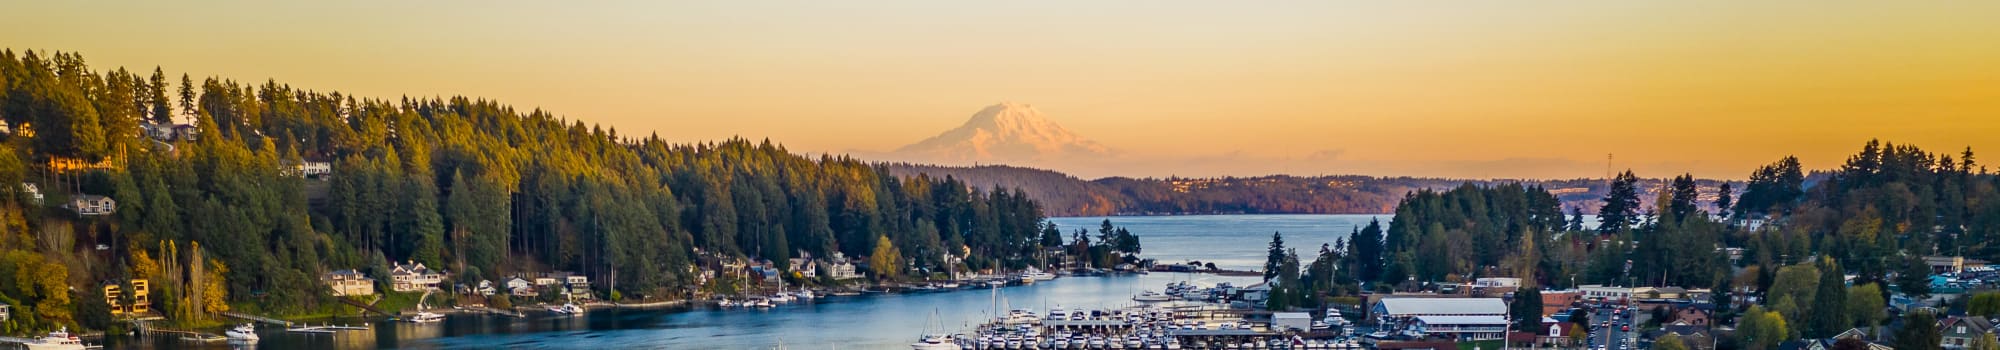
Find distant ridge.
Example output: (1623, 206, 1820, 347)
(881, 163, 1735, 217)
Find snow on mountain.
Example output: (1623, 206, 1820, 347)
(892, 102, 1113, 164)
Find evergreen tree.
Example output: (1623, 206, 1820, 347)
(1894, 310, 1941, 350)
(1808, 257, 1849, 338)
(1265, 231, 1286, 282)
(1599, 170, 1642, 234)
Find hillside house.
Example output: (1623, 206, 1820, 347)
(475, 280, 496, 296)
(63, 195, 117, 216)
(102, 279, 151, 316)
(20, 183, 40, 204)
(0, 303, 10, 321)
(283, 160, 333, 178)
(1943, 317, 1996, 350)
(507, 277, 536, 296)
(826, 252, 862, 280)
(390, 261, 445, 292)
(322, 269, 376, 296)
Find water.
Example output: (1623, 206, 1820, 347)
(119, 214, 1381, 349)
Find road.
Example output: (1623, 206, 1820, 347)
(1584, 305, 1646, 350)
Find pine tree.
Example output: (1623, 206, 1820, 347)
(1599, 170, 1642, 234)
(1265, 231, 1286, 282)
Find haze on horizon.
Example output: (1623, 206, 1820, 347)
(7, 1, 1996, 180)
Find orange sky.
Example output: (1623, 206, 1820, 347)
(4, 1, 1996, 179)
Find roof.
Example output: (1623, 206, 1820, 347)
(1945, 317, 1995, 333)
(1376, 298, 1508, 316)
(1412, 315, 1509, 325)
(1274, 312, 1312, 319)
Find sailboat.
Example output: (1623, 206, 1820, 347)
(911, 310, 963, 350)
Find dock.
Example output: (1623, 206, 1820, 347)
(221, 311, 295, 326)
(287, 324, 373, 334)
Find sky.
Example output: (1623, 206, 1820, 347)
(5, 1, 1997, 179)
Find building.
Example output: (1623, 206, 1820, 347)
(284, 161, 333, 178)
(1474, 277, 1522, 289)
(20, 183, 41, 204)
(1580, 285, 1633, 302)
(1943, 317, 1996, 350)
(1929, 256, 1990, 275)
(1372, 298, 1509, 321)
(389, 261, 446, 292)
(1410, 315, 1509, 341)
(103, 279, 151, 316)
(1541, 290, 1581, 316)
(1273, 312, 1312, 332)
(788, 253, 819, 279)
(826, 252, 862, 280)
(506, 276, 535, 296)
(0, 303, 10, 321)
(1633, 287, 1690, 300)
(63, 195, 118, 216)
(1655, 325, 1717, 350)
(322, 269, 376, 296)
(1669, 307, 1711, 326)
(563, 274, 590, 297)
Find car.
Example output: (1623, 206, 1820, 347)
(1621, 325, 1629, 331)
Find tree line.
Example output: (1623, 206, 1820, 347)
(0, 49, 1052, 333)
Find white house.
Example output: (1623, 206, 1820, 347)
(322, 269, 376, 296)
(506, 277, 536, 296)
(475, 280, 496, 296)
(0, 303, 10, 321)
(826, 252, 862, 280)
(389, 261, 445, 292)
(284, 161, 333, 178)
(63, 195, 117, 216)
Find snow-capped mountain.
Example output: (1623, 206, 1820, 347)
(892, 102, 1113, 164)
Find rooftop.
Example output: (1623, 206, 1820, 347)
(1376, 298, 1508, 316)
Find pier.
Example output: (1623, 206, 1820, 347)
(221, 311, 295, 326)
(287, 324, 373, 334)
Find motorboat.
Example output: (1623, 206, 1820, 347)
(23, 327, 91, 350)
(549, 302, 586, 314)
(1132, 291, 1172, 302)
(405, 311, 445, 323)
(225, 323, 259, 341)
(1023, 267, 1057, 281)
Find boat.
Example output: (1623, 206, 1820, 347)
(23, 327, 92, 350)
(1131, 291, 1171, 302)
(549, 293, 587, 314)
(912, 310, 963, 350)
(1023, 267, 1057, 281)
(794, 290, 816, 300)
(225, 323, 260, 341)
(718, 298, 738, 307)
(406, 311, 445, 323)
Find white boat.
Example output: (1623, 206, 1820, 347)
(1024, 267, 1057, 281)
(549, 293, 587, 314)
(406, 311, 445, 323)
(23, 327, 90, 350)
(1132, 291, 1172, 302)
(912, 310, 964, 350)
(747, 297, 773, 308)
(225, 323, 260, 341)
(794, 290, 817, 300)
(718, 298, 738, 307)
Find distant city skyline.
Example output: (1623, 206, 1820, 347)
(6, 1, 1997, 179)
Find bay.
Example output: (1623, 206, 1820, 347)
(119, 214, 1383, 350)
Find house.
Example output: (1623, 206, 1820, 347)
(1655, 325, 1717, 350)
(475, 280, 496, 296)
(826, 252, 862, 280)
(172, 124, 199, 141)
(19, 183, 41, 204)
(0, 303, 10, 321)
(102, 279, 151, 316)
(1669, 307, 1711, 326)
(1943, 316, 1996, 350)
(1238, 282, 1273, 306)
(389, 261, 446, 292)
(63, 195, 117, 216)
(141, 123, 179, 141)
(322, 269, 376, 296)
(505, 277, 535, 295)
(788, 253, 819, 279)
(564, 274, 590, 296)
(1540, 321, 1581, 347)
(284, 161, 333, 178)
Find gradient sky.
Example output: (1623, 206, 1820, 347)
(5, 1, 1997, 179)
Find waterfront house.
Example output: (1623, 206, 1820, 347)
(63, 195, 118, 216)
(506, 277, 535, 296)
(564, 274, 590, 297)
(102, 279, 151, 316)
(826, 252, 862, 280)
(788, 252, 818, 279)
(322, 269, 376, 296)
(390, 261, 445, 292)
(0, 303, 9, 321)
(1943, 316, 1996, 350)
(476, 280, 497, 296)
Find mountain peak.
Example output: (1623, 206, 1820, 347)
(892, 103, 1111, 164)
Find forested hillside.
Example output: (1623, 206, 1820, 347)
(0, 49, 1048, 334)
(885, 164, 1730, 216)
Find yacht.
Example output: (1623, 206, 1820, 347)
(1131, 291, 1172, 302)
(225, 323, 260, 341)
(1023, 267, 1057, 281)
(23, 327, 91, 350)
(405, 310, 445, 323)
(794, 290, 816, 300)
(549, 302, 586, 314)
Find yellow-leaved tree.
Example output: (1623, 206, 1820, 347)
(870, 235, 900, 281)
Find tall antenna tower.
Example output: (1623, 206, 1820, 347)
(1605, 153, 1614, 184)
